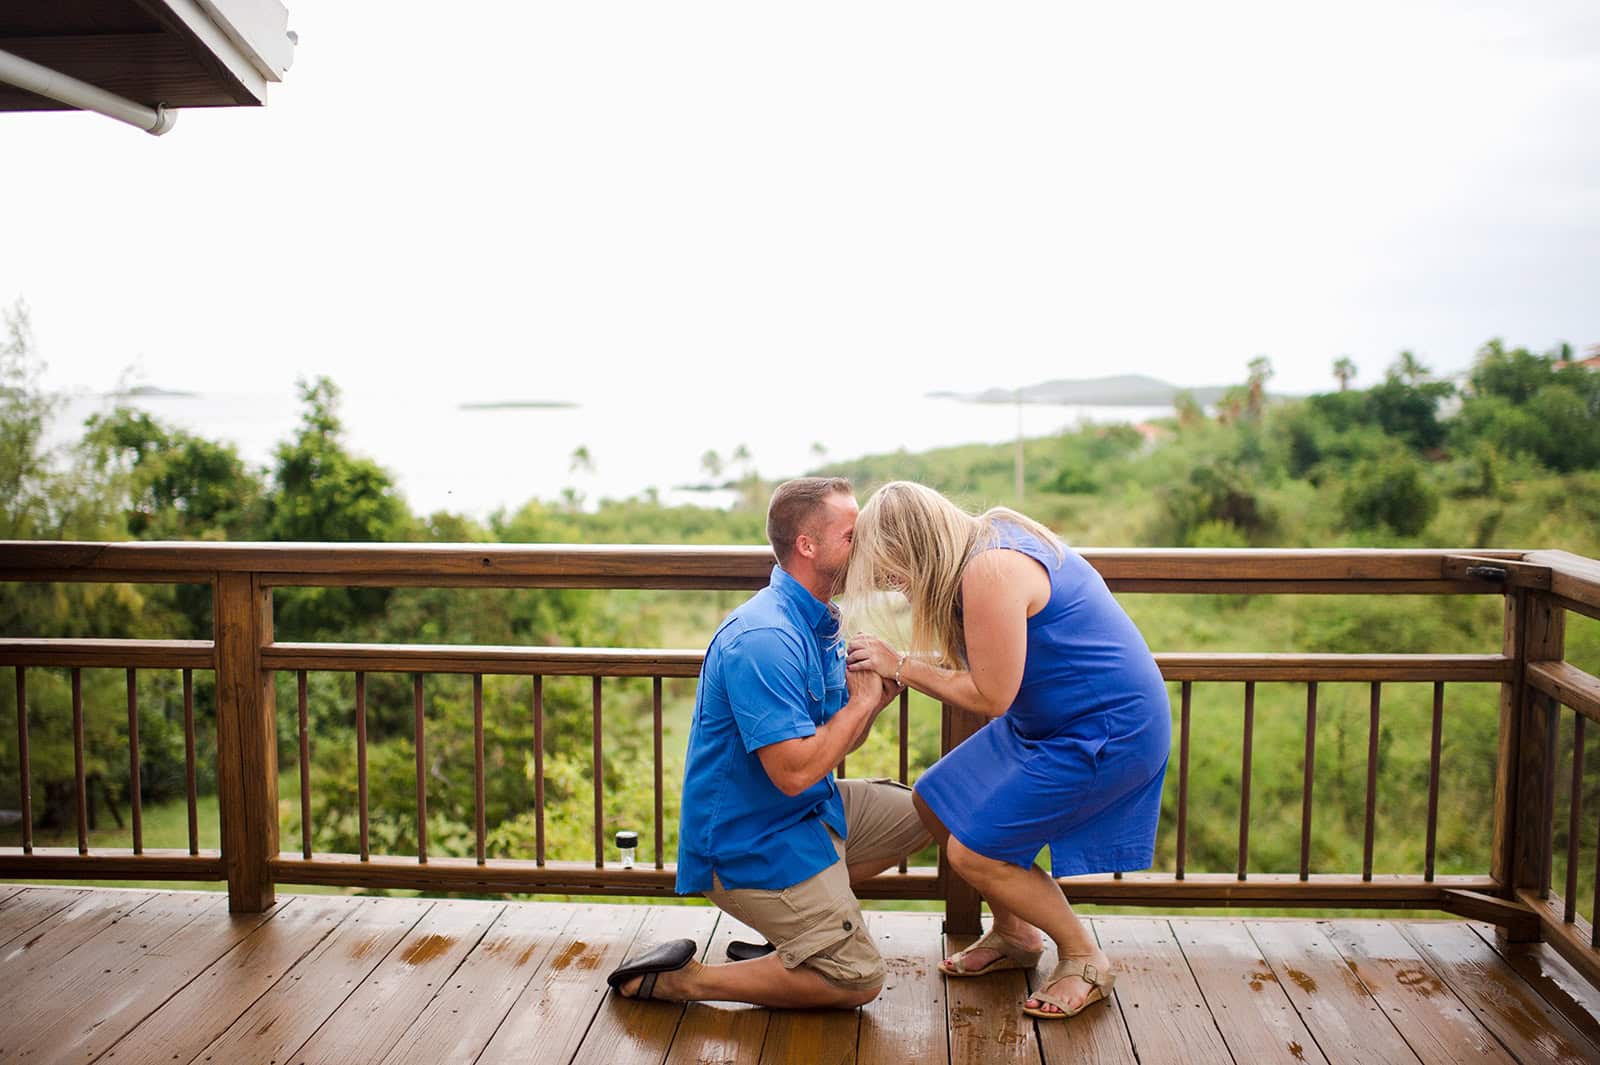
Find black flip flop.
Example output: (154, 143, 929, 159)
(725, 940, 776, 963)
(606, 938, 698, 1000)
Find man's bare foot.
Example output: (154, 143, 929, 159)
(1025, 948, 1112, 1015)
(617, 958, 703, 1001)
(942, 928, 1044, 974)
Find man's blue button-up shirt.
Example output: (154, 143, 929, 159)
(675, 565, 849, 893)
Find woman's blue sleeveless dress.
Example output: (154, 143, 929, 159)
(914, 523, 1170, 877)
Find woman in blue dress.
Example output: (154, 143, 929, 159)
(843, 481, 1169, 1020)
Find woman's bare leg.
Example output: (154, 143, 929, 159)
(916, 791, 1046, 970)
(945, 836, 1109, 1014)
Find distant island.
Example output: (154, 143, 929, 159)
(458, 400, 579, 410)
(104, 385, 198, 398)
(929, 373, 1231, 407)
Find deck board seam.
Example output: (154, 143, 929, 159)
(1388, 922, 1525, 1064)
(1393, 920, 1599, 1065)
(662, 908, 727, 1065)
(467, 901, 601, 1061)
(275, 898, 443, 1065)
(1318, 920, 1490, 1065)
(561, 905, 665, 1065)
(1164, 918, 1242, 1065)
(466, 903, 585, 1065)
(0, 885, 83, 950)
(80, 896, 302, 1065)
(1089, 918, 1148, 1065)
(91, 895, 353, 1065)
(1464, 921, 1600, 1059)
(1235, 919, 1356, 1065)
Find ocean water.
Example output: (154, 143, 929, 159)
(57, 389, 1171, 519)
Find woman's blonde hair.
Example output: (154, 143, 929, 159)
(842, 481, 1062, 668)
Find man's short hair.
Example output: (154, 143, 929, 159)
(767, 477, 854, 566)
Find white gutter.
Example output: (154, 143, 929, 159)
(0, 47, 176, 135)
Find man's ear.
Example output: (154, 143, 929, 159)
(793, 531, 817, 560)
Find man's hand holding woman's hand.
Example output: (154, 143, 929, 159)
(847, 633, 900, 679)
(846, 633, 905, 712)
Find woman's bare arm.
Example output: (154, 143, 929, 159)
(846, 549, 1047, 717)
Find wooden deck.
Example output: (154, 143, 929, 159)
(3, 885, 1600, 1065)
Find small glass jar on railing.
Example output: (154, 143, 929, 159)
(615, 830, 638, 869)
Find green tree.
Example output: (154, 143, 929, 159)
(1390, 350, 1429, 384)
(0, 299, 63, 539)
(1246, 356, 1274, 419)
(699, 449, 723, 481)
(266, 378, 410, 543)
(264, 377, 413, 638)
(1339, 452, 1439, 537)
(1332, 356, 1357, 392)
(83, 407, 264, 541)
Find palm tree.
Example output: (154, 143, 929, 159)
(1246, 357, 1274, 418)
(1391, 350, 1429, 384)
(699, 449, 723, 481)
(1333, 356, 1357, 392)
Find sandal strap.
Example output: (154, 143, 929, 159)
(1048, 957, 1113, 992)
(951, 928, 1042, 972)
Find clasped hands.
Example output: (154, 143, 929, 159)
(844, 633, 905, 710)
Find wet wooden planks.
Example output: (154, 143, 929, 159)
(2, 887, 1600, 1065)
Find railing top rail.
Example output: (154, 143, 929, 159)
(0, 541, 1531, 589)
(1524, 549, 1600, 612)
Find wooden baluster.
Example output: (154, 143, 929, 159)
(298, 670, 311, 859)
(355, 672, 369, 861)
(899, 687, 910, 874)
(1424, 682, 1444, 882)
(592, 677, 604, 869)
(473, 674, 486, 866)
(533, 675, 545, 867)
(413, 673, 427, 864)
(1176, 681, 1191, 880)
(1543, 694, 1560, 898)
(1238, 682, 1254, 881)
(653, 677, 664, 870)
(127, 668, 143, 854)
(183, 669, 198, 856)
(72, 667, 87, 854)
(1362, 682, 1381, 882)
(1565, 712, 1584, 923)
(14, 667, 30, 854)
(1592, 801, 1600, 948)
(1299, 682, 1317, 881)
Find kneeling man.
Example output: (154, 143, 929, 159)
(608, 477, 930, 1007)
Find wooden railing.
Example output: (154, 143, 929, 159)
(2, 542, 1598, 987)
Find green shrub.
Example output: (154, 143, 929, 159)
(1338, 453, 1439, 536)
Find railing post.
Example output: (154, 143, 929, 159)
(940, 700, 984, 935)
(1493, 588, 1564, 936)
(214, 573, 278, 913)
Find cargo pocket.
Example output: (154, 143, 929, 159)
(777, 908, 883, 989)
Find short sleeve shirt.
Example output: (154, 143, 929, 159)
(675, 566, 849, 893)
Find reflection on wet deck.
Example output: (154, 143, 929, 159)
(1, 884, 1597, 1064)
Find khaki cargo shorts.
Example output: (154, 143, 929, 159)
(705, 778, 931, 991)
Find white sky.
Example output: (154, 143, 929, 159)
(2, 1, 1596, 406)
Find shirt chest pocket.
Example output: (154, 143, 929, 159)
(806, 647, 847, 722)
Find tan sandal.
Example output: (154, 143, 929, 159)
(939, 928, 1044, 977)
(1021, 957, 1115, 1019)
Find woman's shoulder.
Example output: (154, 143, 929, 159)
(985, 517, 1066, 563)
